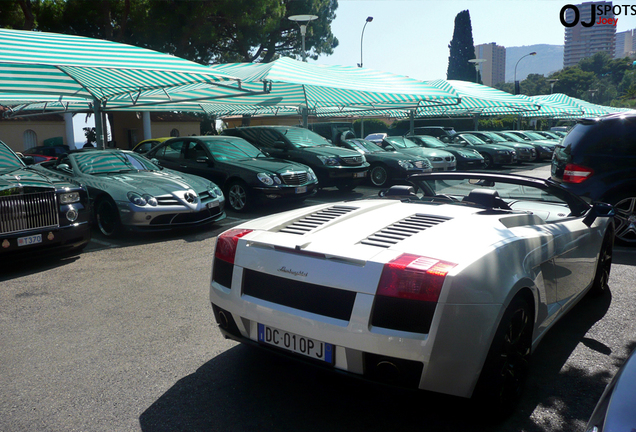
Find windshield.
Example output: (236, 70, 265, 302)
(459, 134, 486, 145)
(202, 137, 265, 160)
(498, 132, 525, 142)
(344, 139, 384, 154)
(410, 136, 447, 148)
(482, 132, 508, 143)
(524, 131, 547, 140)
(384, 136, 420, 149)
(74, 151, 159, 174)
(280, 127, 333, 148)
(0, 142, 25, 171)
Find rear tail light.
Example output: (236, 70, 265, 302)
(563, 163, 594, 184)
(376, 254, 456, 302)
(214, 229, 252, 264)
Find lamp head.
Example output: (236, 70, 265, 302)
(366, 16, 374, 22)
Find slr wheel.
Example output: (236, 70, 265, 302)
(96, 197, 121, 237)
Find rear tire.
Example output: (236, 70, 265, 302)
(610, 194, 636, 245)
(472, 295, 533, 418)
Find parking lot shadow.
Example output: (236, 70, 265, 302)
(139, 288, 619, 432)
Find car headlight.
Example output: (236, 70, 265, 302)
(398, 160, 415, 169)
(59, 191, 80, 204)
(540, 146, 551, 151)
(317, 155, 340, 166)
(257, 172, 276, 186)
(127, 191, 157, 206)
(208, 185, 224, 199)
(307, 168, 317, 182)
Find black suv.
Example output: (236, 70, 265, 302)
(551, 113, 636, 244)
(0, 140, 91, 260)
(223, 126, 369, 190)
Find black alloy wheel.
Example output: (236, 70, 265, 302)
(370, 165, 389, 187)
(473, 295, 533, 418)
(96, 197, 122, 237)
(612, 195, 636, 245)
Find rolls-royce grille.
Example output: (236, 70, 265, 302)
(340, 156, 364, 166)
(242, 269, 356, 321)
(361, 214, 452, 248)
(281, 172, 308, 186)
(279, 205, 358, 235)
(0, 191, 59, 235)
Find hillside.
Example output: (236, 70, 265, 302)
(505, 44, 564, 82)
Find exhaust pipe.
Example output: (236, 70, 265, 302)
(375, 360, 401, 382)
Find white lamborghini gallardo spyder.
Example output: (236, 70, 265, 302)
(209, 172, 614, 415)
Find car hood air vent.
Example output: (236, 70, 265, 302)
(361, 214, 452, 248)
(279, 205, 359, 235)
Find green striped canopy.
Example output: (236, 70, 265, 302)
(208, 57, 462, 110)
(0, 28, 254, 107)
(531, 94, 611, 117)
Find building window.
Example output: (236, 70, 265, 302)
(23, 130, 37, 149)
(170, 128, 180, 137)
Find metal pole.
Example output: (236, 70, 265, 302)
(93, 99, 105, 149)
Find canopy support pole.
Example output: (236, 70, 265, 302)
(143, 112, 152, 140)
(301, 106, 308, 128)
(360, 117, 364, 139)
(473, 114, 480, 131)
(93, 99, 105, 149)
(409, 110, 415, 135)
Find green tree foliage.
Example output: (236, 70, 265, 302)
(1, 0, 339, 64)
(446, 10, 477, 82)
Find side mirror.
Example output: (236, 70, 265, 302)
(21, 155, 35, 165)
(56, 163, 71, 171)
(583, 202, 615, 227)
(150, 158, 163, 169)
(384, 145, 395, 151)
(272, 141, 287, 150)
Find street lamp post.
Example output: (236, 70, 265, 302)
(514, 51, 537, 95)
(357, 16, 373, 68)
(288, 14, 319, 62)
(468, 58, 487, 83)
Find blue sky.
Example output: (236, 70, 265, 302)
(310, 0, 636, 81)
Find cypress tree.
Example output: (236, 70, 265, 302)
(446, 10, 477, 82)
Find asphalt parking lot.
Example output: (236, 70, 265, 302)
(1, 161, 635, 432)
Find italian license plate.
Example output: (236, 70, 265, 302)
(295, 186, 307, 194)
(258, 323, 334, 364)
(207, 201, 219, 208)
(18, 234, 42, 247)
(354, 172, 366, 178)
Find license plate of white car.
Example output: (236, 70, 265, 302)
(18, 234, 42, 247)
(295, 186, 307, 194)
(354, 172, 366, 178)
(258, 323, 334, 364)
(207, 201, 219, 208)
